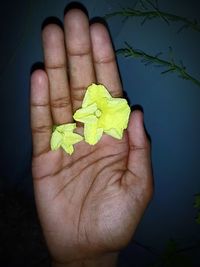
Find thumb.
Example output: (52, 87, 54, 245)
(125, 110, 153, 190)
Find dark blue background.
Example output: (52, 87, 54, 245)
(1, 0, 200, 266)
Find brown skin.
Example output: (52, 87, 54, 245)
(31, 9, 153, 267)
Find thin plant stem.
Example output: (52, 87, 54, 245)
(117, 43, 200, 88)
(105, 7, 200, 33)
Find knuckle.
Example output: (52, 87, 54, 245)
(32, 125, 52, 134)
(51, 96, 71, 108)
(110, 91, 122, 98)
(71, 86, 85, 102)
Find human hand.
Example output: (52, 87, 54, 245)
(31, 8, 153, 267)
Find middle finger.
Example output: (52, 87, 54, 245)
(64, 9, 96, 112)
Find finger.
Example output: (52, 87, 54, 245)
(125, 111, 153, 195)
(31, 70, 52, 157)
(64, 9, 96, 112)
(42, 24, 72, 124)
(90, 23, 122, 97)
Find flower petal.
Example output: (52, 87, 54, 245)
(56, 123, 76, 133)
(100, 98, 130, 131)
(63, 132, 83, 145)
(104, 128, 123, 139)
(51, 131, 63, 150)
(82, 83, 111, 108)
(61, 133, 83, 155)
(84, 122, 103, 145)
(61, 143, 74, 155)
(73, 103, 97, 123)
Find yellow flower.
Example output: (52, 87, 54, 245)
(73, 83, 131, 145)
(50, 123, 83, 155)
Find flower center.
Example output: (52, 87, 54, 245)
(95, 109, 102, 118)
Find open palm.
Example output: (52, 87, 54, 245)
(31, 9, 153, 266)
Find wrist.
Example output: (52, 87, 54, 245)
(52, 252, 118, 267)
